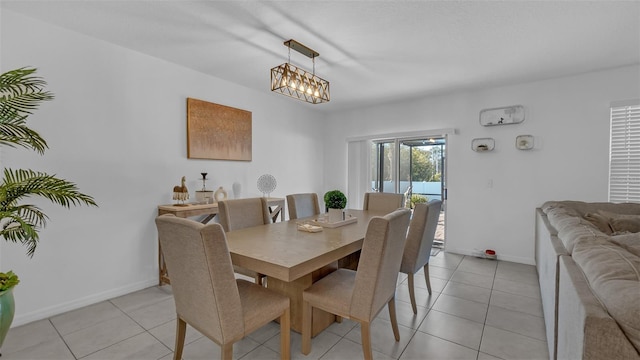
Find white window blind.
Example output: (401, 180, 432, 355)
(609, 101, 640, 202)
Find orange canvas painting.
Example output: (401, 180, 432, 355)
(186, 98, 252, 161)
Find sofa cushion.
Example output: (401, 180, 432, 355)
(598, 210, 640, 234)
(572, 238, 640, 354)
(584, 212, 614, 235)
(557, 221, 607, 253)
(542, 200, 640, 218)
(611, 232, 640, 258)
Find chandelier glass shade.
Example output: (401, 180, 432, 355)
(270, 39, 330, 104)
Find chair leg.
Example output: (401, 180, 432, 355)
(173, 317, 186, 360)
(256, 274, 263, 286)
(360, 321, 373, 360)
(301, 300, 312, 355)
(221, 343, 233, 360)
(280, 308, 291, 360)
(423, 264, 432, 295)
(388, 297, 400, 341)
(407, 273, 418, 314)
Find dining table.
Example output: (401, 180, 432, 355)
(156, 197, 285, 286)
(225, 209, 388, 336)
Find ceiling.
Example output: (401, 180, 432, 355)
(3, 1, 640, 113)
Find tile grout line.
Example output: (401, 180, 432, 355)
(47, 318, 78, 360)
(476, 256, 497, 360)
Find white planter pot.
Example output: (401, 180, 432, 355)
(328, 208, 343, 223)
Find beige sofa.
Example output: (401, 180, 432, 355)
(535, 201, 640, 360)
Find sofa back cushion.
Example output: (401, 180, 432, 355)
(597, 210, 640, 234)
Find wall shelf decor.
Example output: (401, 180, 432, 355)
(516, 135, 534, 150)
(479, 105, 525, 126)
(472, 138, 495, 152)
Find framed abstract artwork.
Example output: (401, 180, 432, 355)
(186, 98, 252, 161)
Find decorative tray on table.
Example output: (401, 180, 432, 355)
(309, 215, 357, 229)
(297, 223, 323, 233)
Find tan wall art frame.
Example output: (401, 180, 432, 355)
(186, 98, 252, 161)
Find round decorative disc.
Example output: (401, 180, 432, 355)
(257, 174, 277, 195)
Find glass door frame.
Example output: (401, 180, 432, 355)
(372, 135, 447, 201)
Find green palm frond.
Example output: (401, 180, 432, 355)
(0, 168, 96, 257)
(0, 115, 48, 154)
(0, 208, 43, 257)
(1, 168, 97, 209)
(0, 67, 53, 113)
(0, 67, 53, 154)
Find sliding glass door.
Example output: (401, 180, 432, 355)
(372, 136, 447, 246)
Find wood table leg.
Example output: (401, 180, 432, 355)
(267, 263, 337, 336)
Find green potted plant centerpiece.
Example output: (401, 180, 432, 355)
(0, 67, 97, 353)
(410, 194, 428, 209)
(324, 190, 347, 223)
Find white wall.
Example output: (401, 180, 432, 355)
(1, 10, 327, 326)
(325, 65, 640, 264)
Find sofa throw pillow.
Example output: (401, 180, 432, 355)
(584, 212, 614, 235)
(598, 210, 640, 234)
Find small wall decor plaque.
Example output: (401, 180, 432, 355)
(471, 138, 495, 152)
(186, 98, 252, 161)
(516, 135, 534, 150)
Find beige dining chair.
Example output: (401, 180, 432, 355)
(218, 197, 271, 285)
(400, 200, 443, 314)
(301, 208, 411, 359)
(155, 215, 291, 360)
(362, 192, 405, 214)
(286, 193, 320, 220)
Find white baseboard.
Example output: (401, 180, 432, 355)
(445, 247, 535, 265)
(11, 278, 159, 327)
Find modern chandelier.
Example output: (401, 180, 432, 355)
(270, 39, 330, 104)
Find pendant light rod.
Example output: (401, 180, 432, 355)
(284, 39, 319, 59)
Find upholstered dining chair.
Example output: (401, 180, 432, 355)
(155, 215, 291, 360)
(362, 192, 405, 214)
(286, 193, 320, 220)
(400, 200, 443, 314)
(218, 197, 271, 285)
(301, 208, 411, 359)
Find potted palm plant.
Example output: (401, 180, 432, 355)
(0, 67, 97, 353)
(324, 190, 347, 223)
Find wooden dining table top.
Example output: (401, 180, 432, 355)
(225, 209, 388, 282)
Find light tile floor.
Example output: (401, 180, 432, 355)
(1, 252, 549, 359)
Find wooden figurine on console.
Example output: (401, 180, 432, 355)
(172, 176, 189, 206)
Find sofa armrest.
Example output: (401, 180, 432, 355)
(536, 208, 569, 360)
(557, 256, 640, 360)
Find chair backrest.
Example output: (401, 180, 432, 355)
(286, 193, 321, 220)
(350, 208, 411, 321)
(155, 215, 244, 342)
(362, 192, 405, 214)
(218, 197, 271, 232)
(400, 200, 443, 274)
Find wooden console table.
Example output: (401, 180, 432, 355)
(157, 197, 285, 285)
